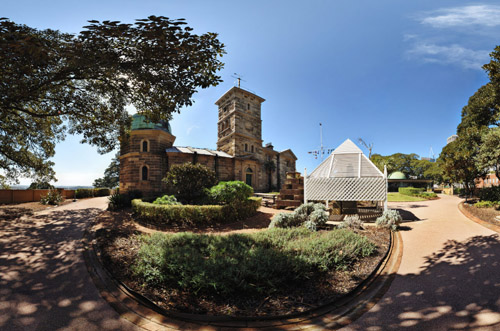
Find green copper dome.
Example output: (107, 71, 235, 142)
(388, 171, 407, 180)
(130, 114, 171, 134)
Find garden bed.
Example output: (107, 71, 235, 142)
(462, 203, 500, 227)
(93, 209, 390, 317)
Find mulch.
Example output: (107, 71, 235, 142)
(92, 207, 390, 317)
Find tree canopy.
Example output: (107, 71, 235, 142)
(439, 45, 500, 192)
(93, 152, 120, 188)
(0, 16, 225, 184)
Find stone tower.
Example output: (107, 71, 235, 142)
(119, 114, 175, 195)
(215, 87, 265, 156)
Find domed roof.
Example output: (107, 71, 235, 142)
(130, 114, 171, 134)
(388, 171, 407, 180)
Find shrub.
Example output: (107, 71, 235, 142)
(107, 190, 143, 211)
(474, 200, 499, 208)
(416, 192, 438, 199)
(40, 189, 64, 205)
(132, 227, 376, 299)
(269, 203, 328, 231)
(376, 209, 402, 231)
(206, 181, 253, 205)
(479, 186, 500, 202)
(132, 197, 261, 227)
(75, 188, 94, 199)
(269, 212, 301, 228)
(338, 214, 364, 230)
(153, 195, 181, 205)
(399, 187, 425, 196)
(163, 163, 217, 203)
(93, 188, 111, 197)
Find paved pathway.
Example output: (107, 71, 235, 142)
(0, 198, 139, 331)
(342, 194, 500, 330)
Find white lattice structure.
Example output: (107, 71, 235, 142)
(304, 139, 387, 210)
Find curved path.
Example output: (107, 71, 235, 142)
(342, 194, 500, 330)
(1, 195, 499, 330)
(0, 197, 139, 330)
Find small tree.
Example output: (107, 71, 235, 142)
(264, 160, 276, 192)
(163, 163, 217, 203)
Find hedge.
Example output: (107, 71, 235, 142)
(399, 187, 425, 196)
(76, 188, 111, 198)
(132, 197, 262, 227)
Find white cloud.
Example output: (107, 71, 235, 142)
(407, 43, 490, 70)
(186, 125, 199, 135)
(421, 5, 500, 28)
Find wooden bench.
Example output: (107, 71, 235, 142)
(253, 193, 278, 207)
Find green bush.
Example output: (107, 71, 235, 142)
(206, 181, 253, 205)
(269, 203, 328, 231)
(75, 188, 94, 199)
(416, 192, 438, 199)
(398, 187, 425, 196)
(132, 197, 261, 227)
(107, 190, 143, 211)
(40, 189, 64, 205)
(338, 214, 364, 230)
(163, 163, 217, 203)
(132, 227, 376, 299)
(153, 195, 181, 205)
(479, 186, 500, 202)
(376, 209, 402, 231)
(474, 200, 499, 208)
(93, 188, 111, 197)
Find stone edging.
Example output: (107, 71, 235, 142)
(458, 201, 500, 234)
(83, 225, 403, 330)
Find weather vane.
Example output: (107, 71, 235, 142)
(231, 73, 246, 88)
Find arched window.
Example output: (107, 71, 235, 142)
(141, 140, 149, 152)
(141, 166, 148, 181)
(251, 145, 254, 153)
(245, 143, 248, 152)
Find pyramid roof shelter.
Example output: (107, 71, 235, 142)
(305, 139, 387, 205)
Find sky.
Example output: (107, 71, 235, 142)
(3, 0, 499, 186)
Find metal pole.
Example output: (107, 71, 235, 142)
(303, 168, 307, 204)
(384, 165, 388, 211)
(320, 123, 323, 160)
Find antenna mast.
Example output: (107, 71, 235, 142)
(308, 123, 333, 160)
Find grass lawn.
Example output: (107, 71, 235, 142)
(387, 192, 427, 202)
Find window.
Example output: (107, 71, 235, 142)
(245, 143, 248, 152)
(141, 140, 149, 152)
(247, 103, 250, 110)
(251, 145, 254, 153)
(245, 167, 253, 186)
(141, 166, 148, 181)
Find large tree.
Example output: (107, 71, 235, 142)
(0, 16, 225, 184)
(476, 127, 500, 179)
(439, 127, 486, 194)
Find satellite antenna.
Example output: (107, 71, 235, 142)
(231, 73, 246, 88)
(308, 123, 334, 160)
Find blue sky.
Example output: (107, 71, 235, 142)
(4, 0, 499, 186)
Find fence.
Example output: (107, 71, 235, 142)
(0, 189, 76, 204)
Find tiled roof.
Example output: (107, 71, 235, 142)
(165, 146, 233, 158)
